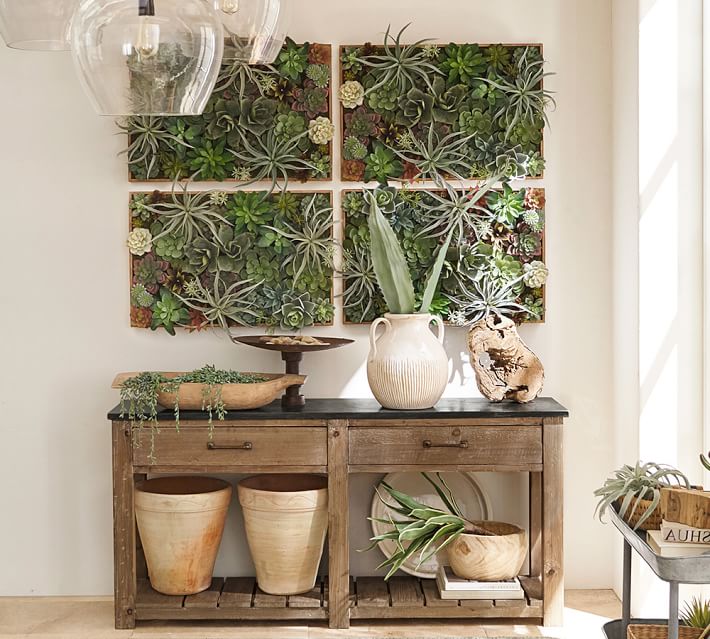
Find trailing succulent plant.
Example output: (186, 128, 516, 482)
(130, 189, 335, 334)
(341, 27, 554, 181)
(121, 41, 333, 184)
(342, 186, 547, 324)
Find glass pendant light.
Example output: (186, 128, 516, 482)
(0, 1, 75, 51)
(215, 0, 291, 65)
(70, 0, 224, 116)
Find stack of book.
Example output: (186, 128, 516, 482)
(646, 520, 710, 558)
(436, 566, 524, 600)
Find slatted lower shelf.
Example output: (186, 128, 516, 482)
(136, 575, 543, 622)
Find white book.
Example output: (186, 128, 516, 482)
(661, 520, 710, 545)
(647, 530, 710, 557)
(435, 572, 525, 600)
(438, 566, 523, 592)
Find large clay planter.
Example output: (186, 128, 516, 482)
(135, 477, 232, 596)
(367, 313, 448, 410)
(238, 475, 328, 596)
(447, 521, 527, 581)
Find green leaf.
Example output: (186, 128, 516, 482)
(421, 472, 464, 518)
(418, 226, 455, 314)
(367, 193, 416, 314)
(380, 482, 431, 513)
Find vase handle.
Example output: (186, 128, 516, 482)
(369, 317, 391, 359)
(432, 315, 445, 344)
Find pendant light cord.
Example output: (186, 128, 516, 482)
(138, 0, 155, 16)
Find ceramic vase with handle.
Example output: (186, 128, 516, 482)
(367, 313, 448, 410)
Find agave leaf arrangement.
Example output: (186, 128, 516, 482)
(593, 461, 690, 531)
(364, 473, 495, 580)
(681, 597, 710, 632)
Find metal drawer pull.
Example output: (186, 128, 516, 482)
(207, 441, 253, 451)
(423, 440, 469, 449)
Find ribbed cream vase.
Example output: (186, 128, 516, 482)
(135, 477, 232, 596)
(238, 475, 328, 596)
(367, 313, 449, 410)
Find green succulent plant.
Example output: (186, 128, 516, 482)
(486, 44, 511, 72)
(395, 87, 434, 127)
(367, 83, 399, 114)
(441, 43, 486, 85)
(274, 112, 307, 141)
(431, 77, 467, 125)
(344, 107, 381, 141)
(245, 251, 280, 282)
(292, 85, 330, 119)
(343, 136, 369, 161)
(130, 194, 153, 223)
(308, 150, 331, 178)
(341, 47, 363, 74)
(681, 598, 710, 630)
(276, 192, 300, 218)
(203, 98, 241, 140)
(187, 140, 231, 181)
(363, 473, 495, 580)
(167, 118, 203, 147)
(343, 191, 366, 218)
(275, 292, 317, 330)
(238, 96, 279, 135)
(150, 289, 189, 336)
(593, 462, 690, 531)
(228, 191, 274, 233)
(130, 284, 154, 308)
(365, 143, 404, 183)
(458, 108, 493, 136)
(488, 183, 525, 228)
(306, 63, 330, 88)
(527, 151, 546, 177)
(120, 116, 189, 179)
(215, 57, 278, 96)
(133, 254, 171, 295)
(278, 38, 309, 81)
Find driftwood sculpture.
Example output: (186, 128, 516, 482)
(467, 315, 544, 403)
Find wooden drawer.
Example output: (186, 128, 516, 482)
(133, 427, 327, 467)
(349, 425, 542, 467)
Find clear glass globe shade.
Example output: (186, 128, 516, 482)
(0, 0, 75, 51)
(215, 0, 291, 65)
(71, 0, 224, 116)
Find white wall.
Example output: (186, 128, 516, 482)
(0, 0, 615, 596)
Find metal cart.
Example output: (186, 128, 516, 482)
(603, 508, 710, 639)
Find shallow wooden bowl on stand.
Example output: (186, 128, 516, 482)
(233, 336, 354, 409)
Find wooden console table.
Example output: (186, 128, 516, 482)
(108, 397, 568, 630)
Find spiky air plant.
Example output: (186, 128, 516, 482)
(593, 462, 690, 531)
(447, 272, 531, 325)
(266, 194, 335, 282)
(681, 598, 710, 631)
(177, 272, 263, 333)
(229, 129, 316, 193)
(119, 116, 191, 179)
(363, 473, 495, 580)
(388, 124, 474, 183)
(416, 174, 502, 242)
(480, 47, 556, 138)
(145, 183, 230, 247)
(341, 244, 379, 323)
(355, 24, 444, 94)
(214, 56, 279, 97)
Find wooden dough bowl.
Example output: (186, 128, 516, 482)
(447, 521, 527, 581)
(112, 372, 307, 411)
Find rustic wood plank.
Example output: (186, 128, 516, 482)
(661, 488, 710, 528)
(137, 580, 185, 609)
(355, 577, 389, 607)
(288, 580, 323, 608)
(350, 604, 539, 620)
(133, 427, 327, 468)
(542, 417, 564, 626)
(253, 587, 287, 608)
(389, 576, 424, 608)
(328, 419, 350, 629)
(349, 426, 543, 466)
(112, 422, 137, 629)
(137, 607, 328, 621)
(420, 579, 458, 607)
(529, 471, 543, 579)
(219, 577, 255, 608)
(352, 418, 543, 428)
(350, 464, 544, 473)
(135, 465, 328, 475)
(184, 578, 223, 608)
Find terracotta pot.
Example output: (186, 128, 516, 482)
(238, 475, 328, 596)
(447, 521, 527, 581)
(135, 477, 232, 596)
(367, 313, 448, 410)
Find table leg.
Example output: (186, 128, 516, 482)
(529, 471, 542, 579)
(669, 582, 679, 639)
(542, 417, 564, 627)
(622, 540, 632, 634)
(328, 420, 350, 629)
(112, 422, 137, 630)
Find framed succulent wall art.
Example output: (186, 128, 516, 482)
(128, 190, 335, 334)
(341, 185, 548, 325)
(338, 26, 551, 183)
(121, 41, 334, 184)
